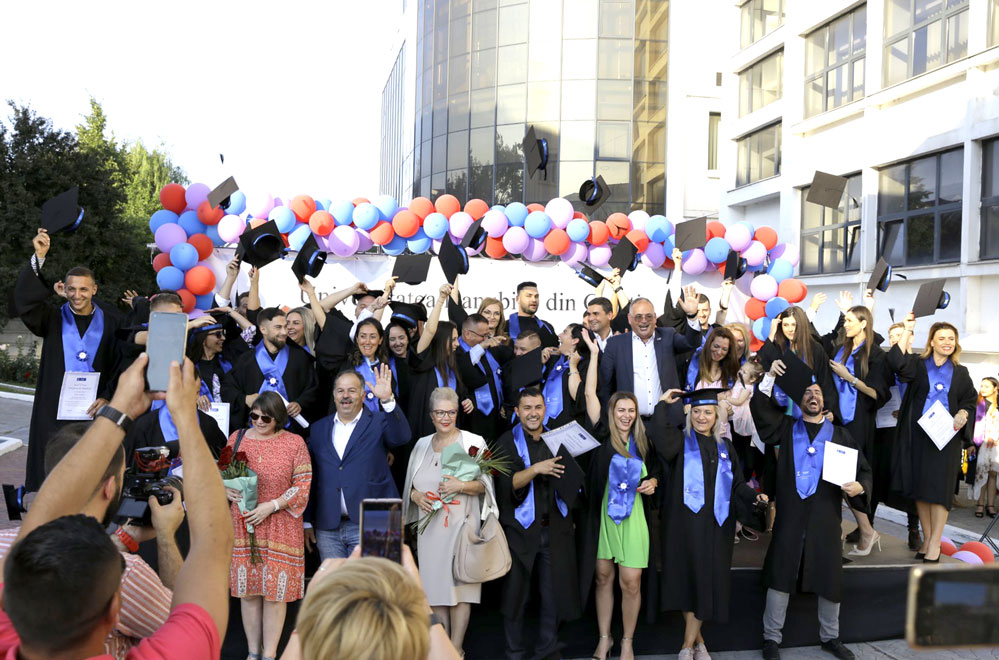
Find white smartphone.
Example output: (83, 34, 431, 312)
(146, 312, 189, 391)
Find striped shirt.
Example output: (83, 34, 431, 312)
(0, 527, 172, 659)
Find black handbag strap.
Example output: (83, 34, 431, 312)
(233, 428, 247, 454)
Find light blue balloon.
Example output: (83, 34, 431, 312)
(169, 243, 199, 271)
(645, 215, 671, 242)
(383, 234, 407, 255)
(353, 203, 380, 231)
(156, 265, 185, 291)
(316, 198, 330, 212)
(423, 212, 449, 240)
(768, 257, 794, 283)
(506, 202, 529, 227)
(524, 211, 552, 239)
(226, 191, 247, 216)
(149, 210, 178, 235)
(746, 261, 765, 272)
(704, 236, 731, 264)
(269, 206, 297, 233)
(195, 293, 215, 310)
(765, 296, 790, 318)
(178, 210, 206, 236)
(374, 194, 399, 221)
(566, 218, 590, 243)
(331, 200, 354, 226)
(407, 228, 432, 254)
(665, 234, 676, 254)
(289, 224, 313, 251)
(752, 317, 772, 342)
(205, 224, 224, 246)
(491, 205, 506, 213)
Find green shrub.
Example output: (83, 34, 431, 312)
(0, 337, 40, 386)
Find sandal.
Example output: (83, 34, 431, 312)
(591, 635, 614, 660)
(246, 654, 261, 660)
(976, 505, 985, 518)
(988, 506, 998, 518)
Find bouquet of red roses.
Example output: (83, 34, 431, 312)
(218, 446, 261, 563)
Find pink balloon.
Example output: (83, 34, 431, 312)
(184, 183, 210, 210)
(627, 210, 650, 233)
(217, 214, 246, 243)
(750, 274, 778, 301)
(545, 198, 575, 229)
(589, 244, 612, 267)
(682, 249, 707, 275)
(329, 225, 360, 257)
(725, 223, 753, 252)
(251, 193, 275, 220)
(560, 241, 588, 267)
(154, 222, 188, 252)
(743, 240, 768, 267)
(502, 226, 530, 254)
(355, 229, 373, 252)
(641, 242, 666, 268)
(449, 211, 474, 239)
(524, 238, 549, 262)
(481, 209, 509, 238)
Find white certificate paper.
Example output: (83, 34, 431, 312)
(541, 421, 601, 457)
(918, 400, 956, 450)
(57, 371, 100, 420)
(277, 393, 309, 428)
(206, 402, 230, 436)
(875, 385, 902, 429)
(822, 442, 858, 486)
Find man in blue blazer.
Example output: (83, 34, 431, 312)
(304, 365, 411, 559)
(599, 290, 702, 428)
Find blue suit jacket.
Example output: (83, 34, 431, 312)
(304, 404, 411, 530)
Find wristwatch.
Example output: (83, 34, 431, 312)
(96, 404, 134, 435)
(429, 612, 445, 629)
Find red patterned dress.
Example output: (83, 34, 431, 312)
(227, 430, 312, 602)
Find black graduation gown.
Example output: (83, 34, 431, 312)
(220, 341, 319, 435)
(823, 344, 892, 470)
(885, 345, 976, 509)
(123, 407, 228, 461)
(541, 357, 587, 432)
(455, 344, 507, 442)
(494, 429, 583, 622)
(757, 338, 841, 423)
(751, 388, 872, 602)
(650, 401, 758, 622)
(314, 308, 356, 416)
(13, 264, 123, 491)
(509, 313, 558, 348)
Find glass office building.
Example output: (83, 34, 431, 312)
(411, 0, 669, 219)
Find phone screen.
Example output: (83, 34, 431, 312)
(359, 498, 403, 562)
(147, 312, 189, 391)
(907, 565, 999, 648)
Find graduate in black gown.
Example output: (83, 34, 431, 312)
(385, 319, 414, 411)
(221, 307, 319, 434)
(455, 314, 508, 442)
(507, 281, 558, 349)
(14, 229, 123, 490)
(886, 315, 976, 563)
(650, 388, 764, 660)
(185, 316, 250, 410)
(539, 324, 591, 430)
(751, 360, 871, 660)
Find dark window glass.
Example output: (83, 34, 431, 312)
(494, 163, 523, 203)
(446, 169, 468, 203)
(799, 173, 863, 274)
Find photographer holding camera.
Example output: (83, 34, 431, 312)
(0, 354, 233, 660)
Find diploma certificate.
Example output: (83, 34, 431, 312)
(57, 371, 100, 421)
(875, 385, 902, 429)
(541, 421, 601, 458)
(917, 400, 957, 450)
(821, 442, 858, 486)
(206, 402, 231, 436)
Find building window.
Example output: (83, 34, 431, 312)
(800, 174, 862, 275)
(738, 50, 783, 117)
(707, 113, 720, 170)
(740, 0, 784, 49)
(883, 0, 969, 87)
(877, 148, 963, 266)
(735, 123, 781, 187)
(983, 138, 999, 259)
(805, 6, 866, 118)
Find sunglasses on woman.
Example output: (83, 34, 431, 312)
(249, 412, 273, 424)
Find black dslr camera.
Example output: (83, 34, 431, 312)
(114, 447, 182, 525)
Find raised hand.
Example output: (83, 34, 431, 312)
(383, 275, 399, 294)
(568, 350, 581, 371)
(863, 288, 876, 311)
(225, 256, 241, 278)
(580, 328, 598, 352)
(121, 289, 140, 308)
(835, 290, 853, 313)
(672, 247, 683, 264)
(32, 228, 50, 260)
(768, 359, 786, 378)
(53, 280, 66, 299)
(439, 283, 454, 298)
(367, 363, 395, 401)
(299, 279, 315, 296)
(809, 292, 827, 312)
(248, 266, 259, 281)
(661, 388, 684, 404)
(903, 312, 916, 333)
(679, 285, 699, 315)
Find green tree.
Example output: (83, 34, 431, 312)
(121, 139, 188, 226)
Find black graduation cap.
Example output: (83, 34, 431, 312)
(680, 387, 728, 407)
(774, 349, 818, 407)
(41, 187, 84, 234)
(390, 300, 427, 328)
(393, 254, 433, 286)
(236, 220, 286, 268)
(674, 217, 707, 252)
(207, 176, 239, 210)
(461, 219, 486, 252)
(578, 175, 611, 213)
(352, 289, 384, 303)
(438, 236, 469, 284)
(551, 446, 584, 507)
(187, 323, 224, 344)
(723, 249, 748, 282)
(867, 257, 892, 293)
(888, 308, 896, 323)
(507, 347, 545, 390)
(912, 279, 950, 318)
(806, 171, 849, 209)
(609, 237, 639, 273)
(576, 265, 607, 287)
(291, 234, 327, 284)
(523, 125, 549, 178)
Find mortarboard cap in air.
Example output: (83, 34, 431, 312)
(207, 176, 239, 210)
(806, 171, 848, 209)
(236, 220, 286, 268)
(291, 234, 327, 284)
(41, 187, 84, 234)
(392, 254, 433, 286)
(912, 279, 950, 318)
(674, 217, 707, 252)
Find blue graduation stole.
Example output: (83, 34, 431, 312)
(459, 338, 503, 415)
(682, 430, 733, 526)
(511, 425, 568, 529)
(685, 347, 703, 391)
(896, 376, 908, 403)
(435, 367, 457, 390)
(356, 358, 382, 412)
(833, 345, 859, 425)
(255, 343, 290, 400)
(151, 400, 179, 442)
(60, 303, 104, 373)
(923, 357, 953, 416)
(507, 313, 552, 340)
(792, 418, 832, 499)
(543, 357, 567, 423)
(388, 355, 400, 397)
(607, 435, 643, 525)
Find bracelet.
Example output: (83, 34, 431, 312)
(115, 527, 139, 553)
(614, 287, 623, 293)
(272, 499, 280, 513)
(719, 305, 728, 311)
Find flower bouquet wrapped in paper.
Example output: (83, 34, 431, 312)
(218, 445, 261, 563)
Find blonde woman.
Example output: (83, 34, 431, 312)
(286, 307, 317, 355)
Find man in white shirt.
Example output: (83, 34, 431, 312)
(585, 297, 615, 352)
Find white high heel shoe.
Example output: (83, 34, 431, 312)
(848, 531, 881, 556)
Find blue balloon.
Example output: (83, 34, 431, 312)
(752, 317, 773, 342)
(506, 202, 529, 227)
(353, 203, 380, 231)
(524, 211, 552, 239)
(566, 218, 590, 243)
(765, 296, 790, 318)
(156, 265, 185, 291)
(746, 261, 765, 272)
(289, 224, 313, 251)
(423, 212, 449, 240)
(269, 206, 297, 233)
(149, 210, 178, 234)
(383, 234, 407, 255)
(491, 205, 506, 214)
(226, 191, 247, 216)
(767, 257, 794, 283)
(169, 243, 199, 271)
(195, 293, 215, 310)
(205, 224, 224, 246)
(374, 194, 399, 221)
(178, 210, 206, 236)
(645, 215, 672, 242)
(704, 237, 731, 264)
(665, 234, 676, 254)
(407, 228, 432, 254)
(331, 200, 354, 226)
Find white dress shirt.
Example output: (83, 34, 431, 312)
(631, 333, 662, 416)
(332, 412, 362, 516)
(596, 332, 610, 352)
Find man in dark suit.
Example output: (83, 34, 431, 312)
(303, 366, 411, 559)
(599, 289, 702, 428)
(456, 313, 507, 440)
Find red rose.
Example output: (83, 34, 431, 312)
(216, 446, 233, 469)
(468, 446, 479, 457)
(234, 451, 249, 464)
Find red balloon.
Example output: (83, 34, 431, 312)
(606, 213, 632, 241)
(745, 298, 767, 320)
(484, 236, 508, 259)
(707, 221, 727, 240)
(152, 252, 172, 272)
(625, 230, 650, 252)
(160, 183, 187, 214)
(392, 210, 421, 238)
(309, 210, 335, 236)
(409, 196, 435, 220)
(750, 337, 764, 353)
(959, 541, 996, 564)
(464, 198, 489, 220)
(543, 229, 571, 256)
(588, 221, 610, 245)
(352, 197, 370, 206)
(290, 195, 317, 223)
(941, 539, 958, 556)
(197, 201, 224, 225)
(754, 226, 779, 251)
(187, 234, 214, 261)
(526, 203, 545, 213)
(777, 278, 808, 303)
(572, 211, 589, 221)
(177, 289, 196, 313)
(369, 221, 396, 245)
(434, 194, 461, 219)
(184, 266, 216, 296)
(661, 256, 675, 270)
(249, 217, 267, 229)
